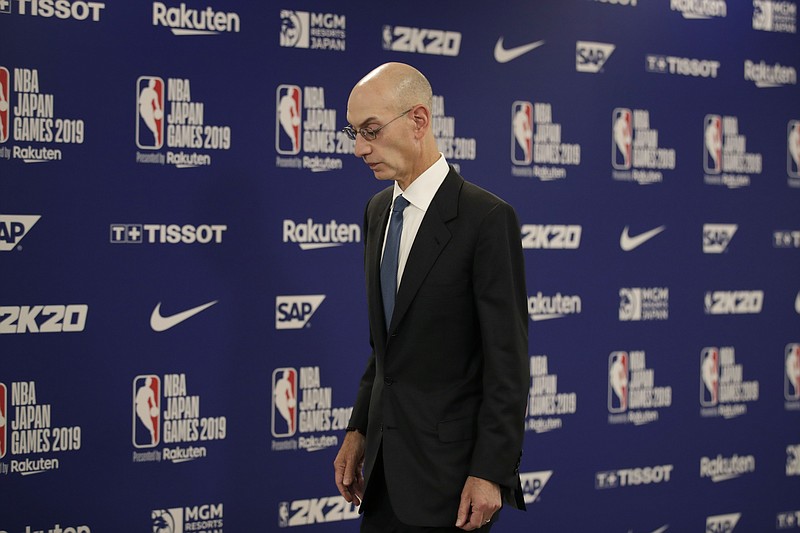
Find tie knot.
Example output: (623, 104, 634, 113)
(392, 195, 410, 213)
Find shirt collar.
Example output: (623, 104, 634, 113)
(392, 154, 449, 212)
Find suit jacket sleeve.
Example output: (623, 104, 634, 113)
(468, 199, 529, 497)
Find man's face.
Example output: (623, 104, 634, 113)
(346, 85, 415, 184)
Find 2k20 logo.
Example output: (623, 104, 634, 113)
(276, 295, 325, 329)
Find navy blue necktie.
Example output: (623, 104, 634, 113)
(381, 195, 410, 330)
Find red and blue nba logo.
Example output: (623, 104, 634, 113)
(788, 120, 800, 179)
(704, 114, 723, 174)
(608, 351, 628, 412)
(272, 367, 297, 437)
(276, 85, 302, 155)
(0, 382, 6, 459)
(612, 108, 632, 170)
(700, 347, 720, 406)
(511, 101, 533, 165)
(0, 67, 9, 144)
(133, 375, 161, 448)
(136, 76, 165, 150)
(786, 343, 800, 401)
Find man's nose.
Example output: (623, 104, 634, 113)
(353, 134, 371, 158)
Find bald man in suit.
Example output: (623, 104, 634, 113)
(333, 63, 529, 532)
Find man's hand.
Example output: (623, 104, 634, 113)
(455, 476, 501, 531)
(333, 431, 366, 505)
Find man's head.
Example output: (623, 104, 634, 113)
(346, 63, 440, 189)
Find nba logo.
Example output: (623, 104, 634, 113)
(136, 76, 165, 150)
(704, 114, 723, 174)
(608, 352, 628, 413)
(786, 343, 800, 401)
(0, 382, 6, 459)
(0, 67, 9, 144)
(700, 347, 720, 406)
(152, 508, 183, 533)
(133, 375, 161, 448)
(272, 367, 297, 437)
(612, 108, 632, 170)
(788, 120, 800, 178)
(276, 85, 302, 155)
(278, 501, 290, 527)
(511, 101, 533, 165)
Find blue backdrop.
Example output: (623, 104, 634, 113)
(2, 1, 799, 532)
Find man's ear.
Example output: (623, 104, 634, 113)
(410, 105, 431, 139)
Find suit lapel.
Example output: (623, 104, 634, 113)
(388, 170, 462, 335)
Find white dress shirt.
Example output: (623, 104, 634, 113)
(381, 154, 450, 290)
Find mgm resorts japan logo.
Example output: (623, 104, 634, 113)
(152, 503, 223, 533)
(619, 287, 668, 321)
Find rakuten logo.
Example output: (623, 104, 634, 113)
(282, 219, 360, 250)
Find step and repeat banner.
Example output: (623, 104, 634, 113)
(2, 0, 799, 531)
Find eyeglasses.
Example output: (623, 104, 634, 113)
(342, 108, 412, 141)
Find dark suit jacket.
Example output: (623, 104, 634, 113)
(348, 167, 529, 527)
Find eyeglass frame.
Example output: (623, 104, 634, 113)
(342, 108, 414, 141)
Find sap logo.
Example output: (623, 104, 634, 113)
(521, 224, 581, 249)
(276, 295, 325, 329)
(520, 470, 552, 504)
(382, 25, 461, 57)
(703, 224, 738, 253)
(15, 0, 105, 21)
(0, 304, 88, 334)
(576, 41, 615, 73)
(280, 496, 359, 527)
(705, 291, 764, 315)
(706, 513, 741, 532)
(0, 215, 41, 251)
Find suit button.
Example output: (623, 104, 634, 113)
(384, 377, 394, 385)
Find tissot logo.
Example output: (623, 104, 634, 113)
(109, 224, 226, 244)
(595, 464, 673, 489)
(13, 0, 105, 21)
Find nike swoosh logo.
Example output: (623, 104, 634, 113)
(795, 291, 800, 314)
(150, 300, 218, 332)
(494, 37, 546, 63)
(620, 225, 666, 251)
(651, 526, 669, 533)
